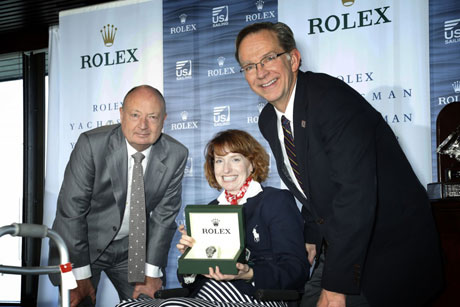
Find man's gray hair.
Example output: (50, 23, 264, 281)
(235, 22, 297, 64)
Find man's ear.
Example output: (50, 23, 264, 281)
(289, 49, 301, 72)
(119, 107, 124, 121)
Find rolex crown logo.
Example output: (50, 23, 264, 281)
(179, 13, 187, 24)
(255, 0, 264, 11)
(211, 218, 220, 227)
(100, 24, 117, 47)
(257, 101, 266, 113)
(453, 81, 460, 94)
(181, 111, 188, 121)
(217, 56, 225, 67)
(342, 0, 355, 6)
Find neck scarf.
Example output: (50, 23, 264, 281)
(224, 176, 252, 205)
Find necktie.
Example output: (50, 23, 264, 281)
(128, 152, 146, 283)
(281, 116, 304, 191)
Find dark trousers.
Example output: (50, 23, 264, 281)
(78, 236, 135, 307)
(300, 253, 370, 307)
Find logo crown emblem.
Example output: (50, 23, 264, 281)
(453, 81, 460, 93)
(179, 13, 187, 24)
(181, 111, 188, 121)
(257, 101, 266, 113)
(100, 24, 117, 47)
(217, 56, 225, 67)
(212, 218, 220, 227)
(342, 0, 355, 6)
(255, 0, 264, 11)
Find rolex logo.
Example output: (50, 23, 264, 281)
(257, 101, 266, 113)
(255, 0, 264, 11)
(181, 111, 188, 121)
(179, 13, 187, 24)
(342, 0, 355, 6)
(212, 218, 220, 227)
(453, 81, 460, 93)
(217, 56, 225, 67)
(100, 24, 117, 47)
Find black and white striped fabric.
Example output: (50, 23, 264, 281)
(116, 280, 287, 307)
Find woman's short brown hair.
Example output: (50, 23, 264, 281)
(204, 129, 269, 190)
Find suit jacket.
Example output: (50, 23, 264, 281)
(49, 124, 188, 284)
(259, 71, 443, 307)
(181, 187, 309, 298)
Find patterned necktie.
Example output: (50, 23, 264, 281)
(128, 152, 146, 283)
(281, 116, 304, 191)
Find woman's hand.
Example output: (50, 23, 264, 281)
(176, 225, 195, 254)
(204, 262, 253, 281)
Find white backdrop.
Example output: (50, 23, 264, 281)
(38, 1, 163, 306)
(279, 0, 432, 186)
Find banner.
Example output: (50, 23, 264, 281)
(162, 0, 278, 288)
(279, 0, 432, 187)
(39, 1, 162, 306)
(429, 0, 460, 181)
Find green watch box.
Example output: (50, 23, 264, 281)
(178, 205, 246, 275)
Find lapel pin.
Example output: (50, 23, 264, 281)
(301, 120, 306, 128)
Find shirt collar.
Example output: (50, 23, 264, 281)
(217, 180, 263, 205)
(125, 139, 151, 161)
(274, 82, 297, 123)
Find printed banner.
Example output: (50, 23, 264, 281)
(39, 1, 162, 306)
(429, 0, 460, 181)
(279, 0, 432, 187)
(162, 0, 278, 288)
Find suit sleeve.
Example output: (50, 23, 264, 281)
(314, 85, 379, 294)
(50, 133, 94, 270)
(146, 144, 188, 267)
(252, 190, 309, 291)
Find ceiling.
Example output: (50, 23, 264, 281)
(0, 0, 115, 54)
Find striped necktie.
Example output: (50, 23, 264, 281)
(281, 116, 304, 190)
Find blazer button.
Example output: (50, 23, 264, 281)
(97, 249, 102, 253)
(316, 218, 324, 224)
(112, 226, 117, 231)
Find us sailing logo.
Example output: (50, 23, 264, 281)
(444, 18, 460, 44)
(212, 5, 229, 27)
(176, 60, 192, 80)
(213, 106, 230, 127)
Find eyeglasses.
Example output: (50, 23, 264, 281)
(240, 52, 287, 74)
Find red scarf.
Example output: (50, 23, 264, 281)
(224, 176, 252, 205)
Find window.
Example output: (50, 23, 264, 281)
(0, 79, 23, 303)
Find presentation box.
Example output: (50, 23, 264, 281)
(178, 205, 246, 275)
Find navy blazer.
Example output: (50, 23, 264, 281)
(181, 186, 309, 297)
(259, 71, 443, 306)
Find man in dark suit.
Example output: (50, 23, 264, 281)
(235, 22, 443, 307)
(49, 85, 188, 306)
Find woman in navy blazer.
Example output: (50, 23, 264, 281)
(173, 129, 309, 307)
(116, 129, 308, 307)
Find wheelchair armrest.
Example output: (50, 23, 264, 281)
(254, 289, 301, 301)
(154, 288, 190, 299)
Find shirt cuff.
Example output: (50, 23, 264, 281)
(72, 265, 92, 280)
(145, 263, 163, 278)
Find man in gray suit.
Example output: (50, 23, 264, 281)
(49, 85, 188, 306)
